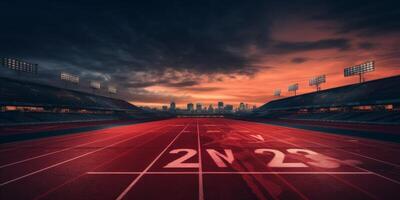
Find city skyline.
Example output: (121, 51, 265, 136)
(146, 101, 255, 111)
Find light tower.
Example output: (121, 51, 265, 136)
(274, 89, 281, 97)
(90, 80, 101, 93)
(60, 72, 79, 88)
(309, 75, 326, 91)
(344, 61, 375, 83)
(288, 83, 299, 96)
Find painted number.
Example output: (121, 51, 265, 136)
(163, 148, 346, 169)
(255, 149, 308, 168)
(287, 149, 340, 169)
(206, 149, 234, 168)
(164, 149, 199, 168)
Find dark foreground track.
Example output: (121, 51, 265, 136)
(0, 118, 399, 200)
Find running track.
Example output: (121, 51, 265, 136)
(0, 118, 399, 199)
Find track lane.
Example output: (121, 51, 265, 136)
(226, 119, 400, 199)
(0, 121, 170, 166)
(1, 118, 399, 200)
(199, 118, 374, 199)
(0, 119, 188, 199)
(234, 120, 400, 167)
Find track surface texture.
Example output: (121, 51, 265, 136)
(1, 118, 399, 200)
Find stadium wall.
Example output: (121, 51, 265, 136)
(254, 75, 400, 124)
(0, 77, 169, 125)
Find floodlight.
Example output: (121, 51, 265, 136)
(90, 81, 101, 89)
(1, 58, 38, 74)
(344, 61, 375, 83)
(309, 74, 326, 91)
(60, 72, 79, 84)
(288, 83, 299, 95)
(108, 86, 117, 94)
(274, 89, 281, 97)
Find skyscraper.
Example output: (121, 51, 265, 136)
(187, 103, 194, 112)
(196, 103, 202, 112)
(218, 101, 224, 112)
(224, 104, 233, 113)
(239, 102, 245, 111)
(170, 101, 176, 112)
(208, 104, 214, 113)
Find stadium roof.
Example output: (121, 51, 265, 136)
(0, 77, 141, 111)
(257, 75, 400, 112)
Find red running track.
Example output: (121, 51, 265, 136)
(0, 118, 399, 200)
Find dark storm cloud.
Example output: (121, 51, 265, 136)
(164, 80, 199, 87)
(1, 0, 399, 103)
(183, 87, 222, 92)
(271, 38, 351, 54)
(358, 42, 375, 50)
(0, 1, 271, 75)
(291, 57, 309, 64)
(312, 0, 400, 35)
(120, 78, 199, 88)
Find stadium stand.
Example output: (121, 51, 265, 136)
(254, 75, 400, 124)
(0, 77, 166, 125)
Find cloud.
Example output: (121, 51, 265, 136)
(0, 1, 273, 76)
(271, 38, 351, 54)
(312, 0, 400, 35)
(358, 42, 375, 50)
(291, 57, 309, 64)
(1, 0, 399, 106)
(183, 87, 222, 92)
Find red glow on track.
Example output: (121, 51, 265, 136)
(0, 118, 399, 199)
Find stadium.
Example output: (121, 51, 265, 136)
(1, 58, 400, 200)
(1, 1, 400, 199)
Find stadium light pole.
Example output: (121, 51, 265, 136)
(309, 75, 326, 92)
(274, 89, 281, 97)
(60, 72, 79, 88)
(90, 81, 101, 94)
(288, 83, 298, 96)
(1, 58, 39, 75)
(344, 61, 375, 84)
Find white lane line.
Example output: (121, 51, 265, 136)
(0, 129, 101, 153)
(197, 120, 204, 200)
(115, 124, 189, 200)
(206, 130, 220, 133)
(0, 125, 167, 187)
(87, 171, 374, 175)
(237, 124, 400, 185)
(0, 132, 130, 169)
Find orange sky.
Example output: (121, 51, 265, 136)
(131, 16, 400, 109)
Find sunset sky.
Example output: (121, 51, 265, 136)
(1, 0, 399, 108)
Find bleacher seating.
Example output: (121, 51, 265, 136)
(257, 75, 400, 112)
(0, 77, 166, 125)
(254, 75, 400, 124)
(0, 77, 142, 111)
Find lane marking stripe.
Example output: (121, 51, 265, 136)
(0, 132, 131, 169)
(197, 120, 204, 200)
(0, 125, 168, 187)
(115, 124, 190, 200)
(87, 171, 374, 175)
